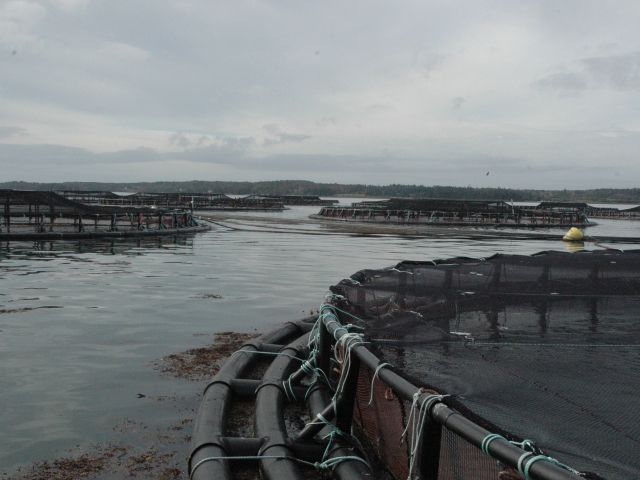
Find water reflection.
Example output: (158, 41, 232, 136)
(0, 235, 194, 259)
(0, 210, 638, 474)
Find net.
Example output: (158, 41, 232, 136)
(331, 250, 640, 480)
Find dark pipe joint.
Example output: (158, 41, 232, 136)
(253, 379, 288, 396)
(188, 439, 229, 472)
(202, 373, 234, 395)
(258, 438, 296, 458)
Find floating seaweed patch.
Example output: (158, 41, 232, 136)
(0, 306, 63, 314)
(151, 332, 258, 380)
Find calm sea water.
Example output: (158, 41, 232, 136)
(1, 201, 638, 473)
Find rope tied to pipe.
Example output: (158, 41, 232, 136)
(482, 434, 539, 457)
(331, 332, 366, 403)
(230, 350, 306, 363)
(189, 454, 370, 480)
(517, 452, 581, 480)
(368, 362, 394, 405)
(481, 434, 581, 480)
(401, 390, 448, 480)
(323, 294, 367, 327)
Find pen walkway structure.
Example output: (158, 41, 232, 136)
(0, 189, 209, 240)
(313, 198, 594, 228)
(54, 191, 339, 209)
(54, 190, 286, 211)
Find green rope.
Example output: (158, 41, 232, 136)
(517, 452, 580, 480)
(481, 433, 505, 456)
(480, 434, 581, 479)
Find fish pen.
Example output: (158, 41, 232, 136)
(243, 194, 339, 206)
(0, 189, 208, 240)
(55, 190, 286, 211)
(313, 198, 593, 228)
(190, 250, 638, 480)
(520, 202, 640, 220)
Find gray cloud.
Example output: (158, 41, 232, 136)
(1, 138, 639, 190)
(532, 72, 588, 92)
(581, 52, 640, 91)
(2, 2, 640, 188)
(263, 123, 279, 135)
(533, 52, 640, 93)
(315, 116, 337, 127)
(366, 104, 395, 113)
(0, 126, 28, 139)
(168, 132, 192, 148)
(262, 124, 311, 146)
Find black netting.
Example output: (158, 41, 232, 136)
(331, 250, 640, 479)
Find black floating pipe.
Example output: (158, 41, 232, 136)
(255, 334, 310, 480)
(189, 318, 313, 480)
(321, 308, 582, 480)
(306, 368, 373, 480)
(208, 437, 326, 461)
(229, 378, 308, 398)
(296, 400, 337, 440)
(0, 225, 211, 241)
(306, 380, 335, 440)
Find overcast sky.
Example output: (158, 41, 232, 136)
(1, 0, 640, 188)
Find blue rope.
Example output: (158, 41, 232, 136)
(517, 452, 581, 480)
(481, 433, 505, 456)
(320, 302, 367, 326)
(482, 434, 537, 456)
(481, 435, 581, 479)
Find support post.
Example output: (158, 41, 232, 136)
(415, 405, 443, 480)
(317, 319, 332, 383)
(334, 351, 360, 433)
(5, 197, 9, 233)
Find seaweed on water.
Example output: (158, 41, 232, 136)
(152, 332, 259, 381)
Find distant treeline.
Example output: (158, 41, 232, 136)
(2, 180, 640, 203)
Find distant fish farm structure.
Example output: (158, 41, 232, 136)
(313, 198, 601, 228)
(524, 201, 640, 219)
(55, 190, 338, 209)
(0, 189, 208, 240)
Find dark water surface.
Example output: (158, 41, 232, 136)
(1, 205, 638, 473)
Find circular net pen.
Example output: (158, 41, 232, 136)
(325, 250, 640, 480)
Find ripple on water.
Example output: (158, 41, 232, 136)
(0, 218, 638, 473)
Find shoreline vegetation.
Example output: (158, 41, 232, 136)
(2, 180, 640, 203)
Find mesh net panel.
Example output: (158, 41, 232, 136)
(354, 364, 410, 479)
(333, 251, 640, 480)
(439, 427, 503, 480)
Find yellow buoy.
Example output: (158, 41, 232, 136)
(563, 227, 584, 242)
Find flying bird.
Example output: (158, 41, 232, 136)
(486, 172, 489, 176)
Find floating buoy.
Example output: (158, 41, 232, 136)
(563, 227, 584, 242)
(563, 240, 584, 252)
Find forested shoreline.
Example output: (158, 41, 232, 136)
(2, 180, 639, 203)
